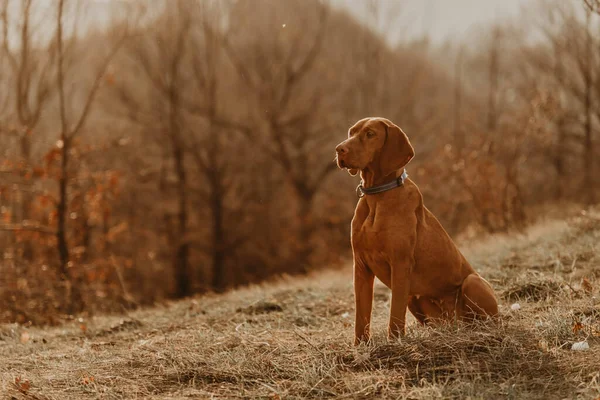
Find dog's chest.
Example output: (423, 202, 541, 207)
(351, 201, 397, 247)
(351, 210, 394, 282)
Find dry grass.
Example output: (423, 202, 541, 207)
(2, 210, 600, 399)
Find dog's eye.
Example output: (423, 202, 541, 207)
(366, 131, 375, 138)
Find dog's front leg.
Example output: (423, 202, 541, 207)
(388, 261, 411, 339)
(354, 261, 374, 345)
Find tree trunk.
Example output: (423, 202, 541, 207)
(454, 47, 464, 155)
(210, 180, 226, 292)
(173, 145, 191, 298)
(57, 139, 70, 279)
(487, 30, 500, 134)
(19, 132, 34, 260)
(582, 11, 594, 204)
(295, 190, 315, 274)
(553, 46, 566, 200)
(554, 124, 566, 200)
(56, 138, 82, 313)
(208, 143, 227, 292)
(81, 207, 92, 262)
(487, 29, 500, 156)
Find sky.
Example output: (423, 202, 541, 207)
(338, 0, 532, 45)
(84, 0, 532, 44)
(15, 0, 535, 48)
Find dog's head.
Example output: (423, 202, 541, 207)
(335, 117, 414, 176)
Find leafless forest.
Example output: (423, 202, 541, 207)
(0, 0, 599, 324)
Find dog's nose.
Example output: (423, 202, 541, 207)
(336, 143, 348, 154)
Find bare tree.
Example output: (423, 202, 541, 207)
(212, 0, 337, 271)
(453, 45, 465, 156)
(55, 0, 127, 309)
(1, 0, 56, 258)
(532, 3, 598, 204)
(487, 27, 502, 134)
(112, 0, 194, 297)
(583, 0, 600, 14)
(551, 41, 569, 199)
(184, 1, 254, 292)
(581, 9, 596, 204)
(1, 0, 55, 163)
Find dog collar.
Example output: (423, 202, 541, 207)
(356, 169, 408, 198)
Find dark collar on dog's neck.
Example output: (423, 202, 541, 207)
(356, 169, 408, 198)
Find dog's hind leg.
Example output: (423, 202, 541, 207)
(458, 274, 499, 321)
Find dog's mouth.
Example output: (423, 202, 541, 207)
(336, 155, 356, 170)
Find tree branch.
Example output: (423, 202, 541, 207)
(56, 0, 68, 137)
(582, 0, 600, 14)
(68, 31, 129, 139)
(0, 0, 17, 70)
(0, 223, 56, 235)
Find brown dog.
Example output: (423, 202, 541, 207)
(335, 117, 498, 344)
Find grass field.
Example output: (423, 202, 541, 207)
(2, 210, 600, 399)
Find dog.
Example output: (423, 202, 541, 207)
(335, 117, 498, 344)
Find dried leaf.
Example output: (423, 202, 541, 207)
(2, 210, 11, 224)
(106, 222, 128, 243)
(44, 147, 61, 167)
(14, 376, 31, 393)
(572, 321, 584, 334)
(582, 277, 593, 294)
(33, 166, 45, 177)
(109, 172, 120, 188)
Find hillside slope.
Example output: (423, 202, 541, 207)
(2, 211, 600, 399)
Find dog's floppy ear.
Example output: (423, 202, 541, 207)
(348, 168, 359, 176)
(378, 119, 414, 177)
